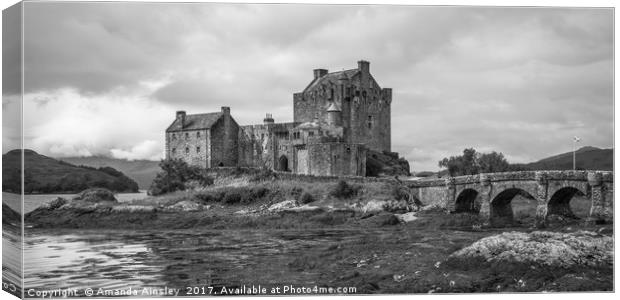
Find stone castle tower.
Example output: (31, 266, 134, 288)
(166, 60, 394, 177)
(293, 60, 392, 152)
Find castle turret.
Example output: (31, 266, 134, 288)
(327, 102, 342, 127)
(263, 113, 274, 125)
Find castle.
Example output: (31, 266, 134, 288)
(165, 60, 393, 177)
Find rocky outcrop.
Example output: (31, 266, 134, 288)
(450, 231, 613, 268)
(73, 188, 117, 203)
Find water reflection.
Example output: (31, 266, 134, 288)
(23, 228, 372, 296)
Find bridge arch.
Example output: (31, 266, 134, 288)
(547, 186, 588, 219)
(454, 188, 480, 213)
(490, 188, 537, 225)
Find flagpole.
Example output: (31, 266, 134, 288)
(573, 139, 576, 170)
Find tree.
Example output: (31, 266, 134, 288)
(439, 148, 511, 176)
(148, 159, 214, 196)
(438, 148, 479, 176)
(478, 151, 510, 173)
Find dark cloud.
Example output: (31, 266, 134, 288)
(7, 2, 613, 170)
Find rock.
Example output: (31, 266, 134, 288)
(73, 188, 117, 203)
(395, 212, 418, 223)
(338, 271, 360, 280)
(112, 205, 156, 213)
(163, 200, 204, 212)
(45, 197, 68, 210)
(360, 200, 388, 214)
(361, 213, 400, 226)
(449, 230, 613, 268)
(267, 200, 298, 211)
(283, 205, 323, 212)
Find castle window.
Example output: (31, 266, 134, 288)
(309, 131, 314, 136)
(172, 148, 176, 154)
(346, 147, 351, 153)
(330, 88, 334, 99)
(172, 133, 176, 140)
(196, 146, 200, 153)
(185, 132, 189, 139)
(367, 115, 373, 129)
(185, 147, 189, 154)
(197, 131, 201, 138)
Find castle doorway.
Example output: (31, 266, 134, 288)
(278, 155, 290, 172)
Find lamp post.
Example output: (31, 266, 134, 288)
(573, 136, 581, 170)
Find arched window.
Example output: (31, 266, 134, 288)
(196, 146, 201, 153)
(185, 147, 189, 154)
(197, 131, 201, 138)
(185, 132, 189, 139)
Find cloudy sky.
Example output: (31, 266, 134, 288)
(2, 2, 613, 171)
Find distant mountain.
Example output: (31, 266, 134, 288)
(519, 146, 613, 171)
(2, 149, 139, 194)
(59, 156, 161, 189)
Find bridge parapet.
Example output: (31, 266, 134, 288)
(407, 170, 612, 188)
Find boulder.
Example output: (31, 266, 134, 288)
(163, 200, 205, 212)
(361, 212, 400, 226)
(267, 200, 298, 212)
(73, 188, 117, 203)
(395, 212, 418, 223)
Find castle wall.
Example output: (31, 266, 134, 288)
(305, 143, 366, 176)
(165, 129, 210, 168)
(209, 112, 239, 167)
(238, 122, 298, 170)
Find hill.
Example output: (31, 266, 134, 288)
(2, 149, 139, 194)
(521, 146, 613, 171)
(59, 156, 160, 190)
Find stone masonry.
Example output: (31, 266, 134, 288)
(165, 60, 393, 177)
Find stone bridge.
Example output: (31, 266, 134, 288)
(406, 171, 613, 227)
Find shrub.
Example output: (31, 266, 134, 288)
(391, 185, 410, 201)
(299, 192, 315, 204)
(250, 167, 276, 182)
(148, 159, 214, 196)
(241, 186, 270, 204)
(192, 192, 221, 204)
(289, 187, 303, 199)
(330, 180, 360, 199)
(223, 191, 242, 204)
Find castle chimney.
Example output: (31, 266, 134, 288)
(263, 113, 274, 125)
(357, 60, 370, 73)
(176, 111, 186, 128)
(221, 106, 230, 115)
(358, 60, 370, 88)
(313, 69, 328, 79)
